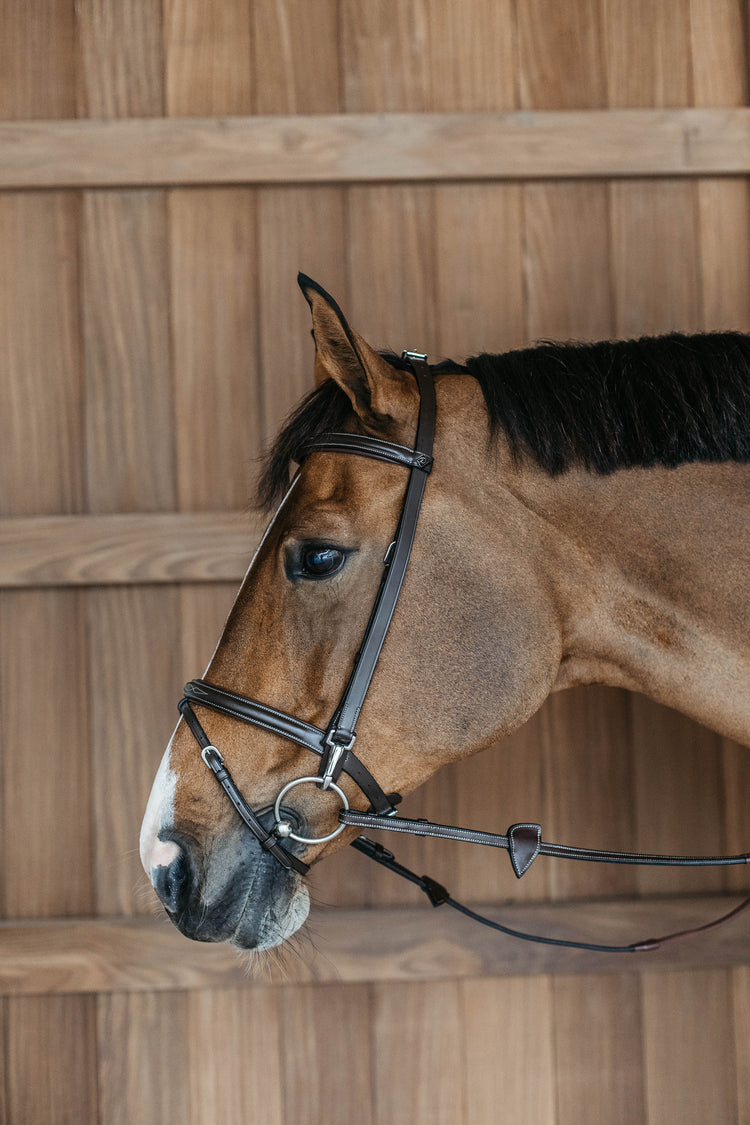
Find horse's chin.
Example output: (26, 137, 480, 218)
(230, 883, 311, 951)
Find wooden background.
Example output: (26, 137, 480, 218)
(1, 2, 749, 1122)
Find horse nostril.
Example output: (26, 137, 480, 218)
(152, 850, 190, 914)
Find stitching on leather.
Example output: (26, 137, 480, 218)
(190, 682, 325, 733)
(509, 823, 542, 875)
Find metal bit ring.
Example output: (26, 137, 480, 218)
(273, 776, 349, 844)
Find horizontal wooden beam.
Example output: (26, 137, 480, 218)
(1, 895, 747, 995)
(1, 109, 748, 190)
(0, 512, 259, 587)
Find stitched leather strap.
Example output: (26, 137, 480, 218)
(320, 359, 436, 744)
(304, 432, 433, 473)
(340, 809, 750, 877)
(182, 680, 398, 817)
(178, 698, 309, 875)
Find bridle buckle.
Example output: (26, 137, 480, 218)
(321, 728, 356, 789)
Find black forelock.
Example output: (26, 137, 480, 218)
(257, 333, 750, 508)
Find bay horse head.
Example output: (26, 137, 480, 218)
(141, 276, 750, 950)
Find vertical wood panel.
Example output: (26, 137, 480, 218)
(518, 0, 606, 109)
(0, 193, 82, 517)
(0, 0, 76, 119)
(424, 0, 516, 111)
(630, 699, 725, 896)
(541, 688, 638, 900)
(169, 188, 261, 510)
(6, 996, 98, 1125)
(463, 976, 556, 1123)
(82, 190, 175, 514)
(735, 968, 750, 1125)
(346, 185, 439, 352)
(641, 970, 738, 1124)
(98, 992, 189, 1125)
(523, 182, 614, 343)
(253, 0, 341, 114)
(76, 0, 165, 118)
(603, 0, 693, 108)
(0, 590, 93, 918)
(164, 0, 253, 116)
(188, 988, 283, 1125)
(280, 984, 373, 1125)
(373, 981, 464, 1125)
(553, 975, 645, 1125)
(433, 183, 525, 359)
(341, 0, 431, 113)
(88, 586, 181, 915)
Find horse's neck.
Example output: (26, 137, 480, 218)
(518, 460, 750, 745)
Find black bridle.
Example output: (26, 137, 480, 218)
(178, 354, 749, 954)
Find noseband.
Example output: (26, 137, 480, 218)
(178, 354, 749, 954)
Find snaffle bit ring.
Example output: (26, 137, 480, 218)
(273, 776, 349, 845)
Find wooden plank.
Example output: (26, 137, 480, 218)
(553, 975, 646, 1125)
(97, 992, 189, 1125)
(253, 0, 341, 115)
(641, 970, 738, 1124)
(0, 590, 93, 918)
(735, 967, 750, 1125)
(280, 984, 373, 1125)
(1, 895, 748, 995)
(82, 190, 175, 514)
(76, 0, 164, 118)
(187, 988, 283, 1125)
(462, 976, 556, 1122)
(518, 0, 606, 109)
(0, 193, 83, 517)
(0, 512, 262, 587)
(5, 995, 98, 1125)
(169, 188, 262, 510)
(0, 0, 76, 120)
(1, 110, 750, 188)
(87, 586, 181, 915)
(373, 980, 464, 1125)
(164, 0, 253, 117)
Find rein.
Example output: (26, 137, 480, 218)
(178, 354, 749, 954)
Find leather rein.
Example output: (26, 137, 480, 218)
(178, 354, 749, 954)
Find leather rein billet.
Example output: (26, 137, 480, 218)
(178, 354, 750, 955)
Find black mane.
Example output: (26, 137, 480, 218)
(258, 332, 750, 508)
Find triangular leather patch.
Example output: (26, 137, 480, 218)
(507, 823, 542, 878)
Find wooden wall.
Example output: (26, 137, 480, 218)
(1, 2, 749, 1123)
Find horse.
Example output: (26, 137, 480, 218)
(140, 274, 750, 952)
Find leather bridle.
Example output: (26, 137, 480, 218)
(178, 354, 749, 954)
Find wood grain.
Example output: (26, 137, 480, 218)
(641, 970, 738, 1124)
(76, 0, 164, 119)
(553, 975, 645, 1125)
(5, 995, 98, 1125)
(280, 984, 373, 1125)
(164, 0, 253, 117)
(373, 980, 464, 1125)
(1, 895, 748, 996)
(187, 988, 283, 1125)
(735, 967, 750, 1125)
(0, 590, 93, 918)
(97, 992, 189, 1125)
(82, 190, 175, 514)
(462, 976, 556, 1122)
(169, 188, 262, 511)
(0, 193, 83, 517)
(0, 511, 263, 587)
(2, 109, 750, 188)
(87, 586, 181, 915)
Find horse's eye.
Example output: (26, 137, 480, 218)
(300, 545, 346, 579)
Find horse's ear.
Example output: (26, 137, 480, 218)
(298, 273, 418, 436)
